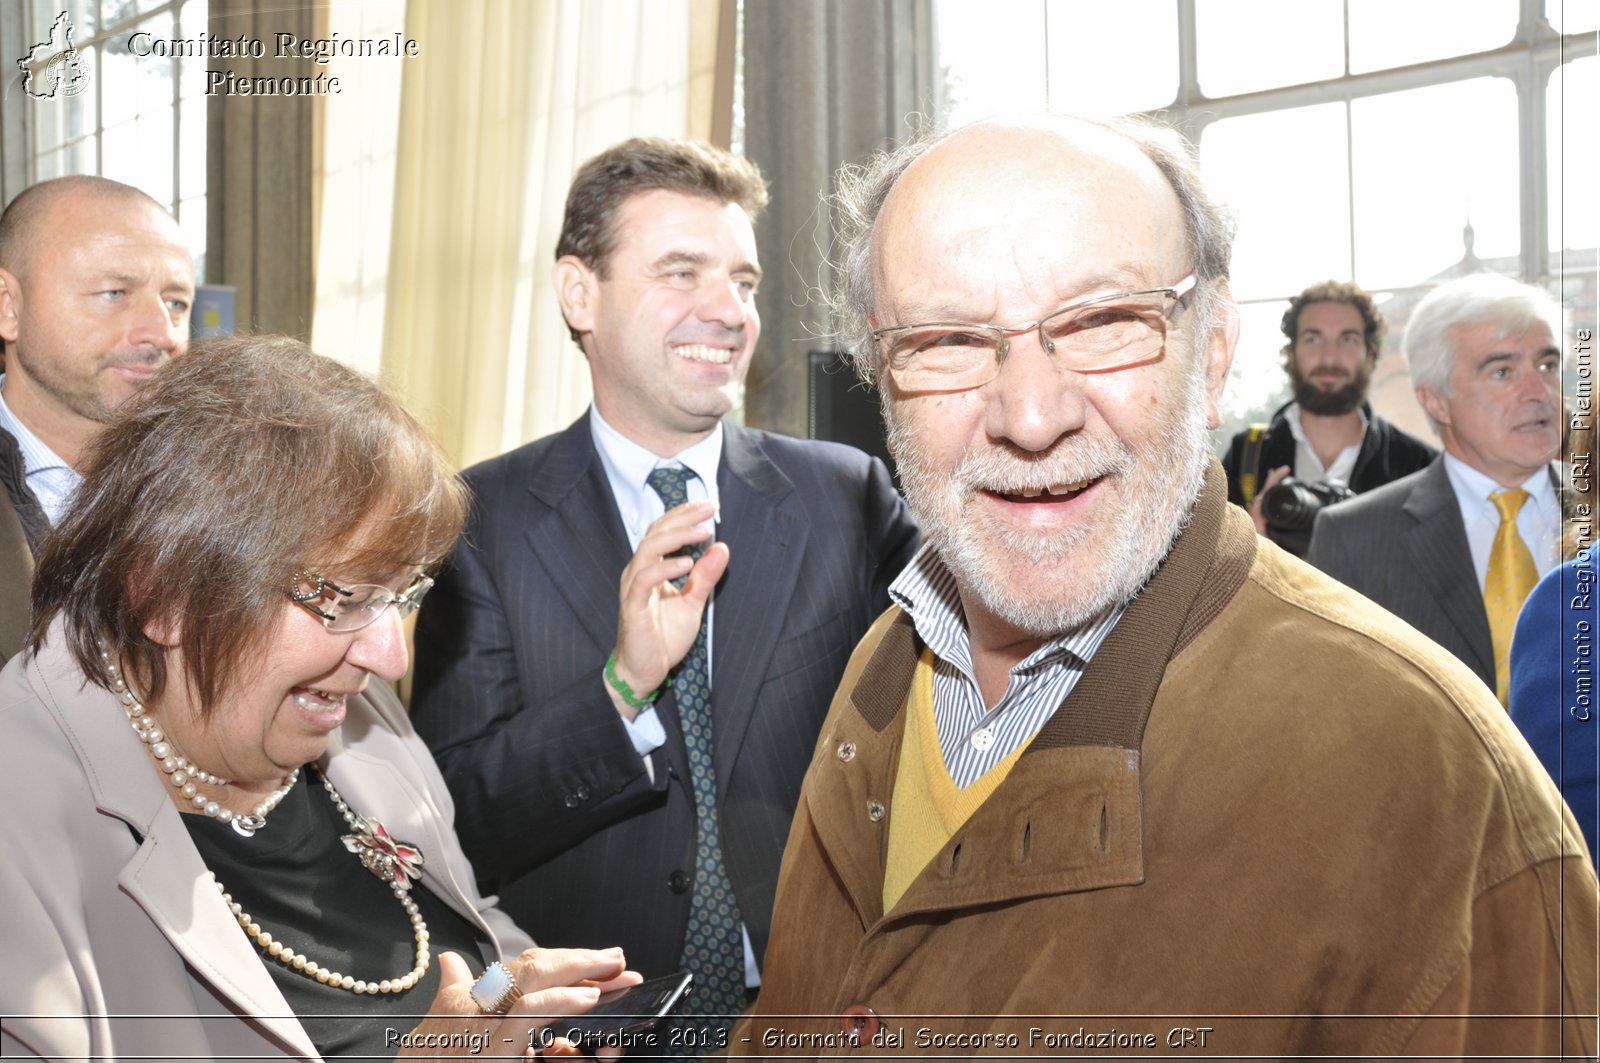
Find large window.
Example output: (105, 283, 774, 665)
(13, 0, 208, 273)
(937, 0, 1597, 444)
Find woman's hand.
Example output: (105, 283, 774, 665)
(398, 947, 640, 1059)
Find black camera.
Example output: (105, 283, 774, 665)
(1260, 477, 1355, 555)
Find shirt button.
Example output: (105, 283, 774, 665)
(836, 741, 856, 762)
(866, 800, 885, 822)
(970, 727, 995, 752)
(667, 870, 690, 894)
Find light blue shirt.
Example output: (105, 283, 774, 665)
(588, 407, 759, 986)
(1443, 453, 1561, 589)
(588, 406, 722, 757)
(888, 543, 1123, 788)
(0, 373, 80, 524)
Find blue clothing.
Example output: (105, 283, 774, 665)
(1508, 552, 1599, 854)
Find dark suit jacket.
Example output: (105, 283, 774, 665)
(0, 425, 45, 667)
(1221, 401, 1437, 511)
(1306, 457, 1558, 690)
(410, 415, 918, 978)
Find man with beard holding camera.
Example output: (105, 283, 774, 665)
(1222, 281, 1435, 554)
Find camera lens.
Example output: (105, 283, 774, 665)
(1261, 481, 1321, 532)
(1261, 477, 1356, 533)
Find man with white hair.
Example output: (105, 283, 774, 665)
(743, 118, 1593, 1056)
(1309, 273, 1564, 703)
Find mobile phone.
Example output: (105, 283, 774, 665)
(550, 970, 695, 1048)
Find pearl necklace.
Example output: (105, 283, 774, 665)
(212, 773, 431, 995)
(103, 647, 298, 837)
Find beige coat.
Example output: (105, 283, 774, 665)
(746, 470, 1598, 1058)
(0, 625, 534, 1061)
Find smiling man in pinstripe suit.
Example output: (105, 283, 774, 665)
(410, 138, 917, 1042)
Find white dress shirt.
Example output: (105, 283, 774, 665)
(588, 406, 760, 986)
(1285, 402, 1369, 486)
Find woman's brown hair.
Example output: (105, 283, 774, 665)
(29, 335, 468, 712)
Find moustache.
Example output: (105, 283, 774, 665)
(948, 434, 1134, 495)
(105, 352, 170, 369)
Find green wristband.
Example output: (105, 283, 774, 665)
(605, 652, 661, 709)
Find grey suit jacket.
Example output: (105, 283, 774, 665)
(1307, 457, 1557, 690)
(0, 625, 532, 1061)
(411, 414, 918, 979)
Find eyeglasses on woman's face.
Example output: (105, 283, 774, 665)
(289, 572, 434, 633)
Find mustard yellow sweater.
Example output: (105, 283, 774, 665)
(883, 648, 1029, 910)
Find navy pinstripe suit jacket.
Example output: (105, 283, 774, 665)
(411, 414, 918, 978)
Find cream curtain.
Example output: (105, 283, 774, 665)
(309, 0, 721, 470)
(309, 0, 407, 376)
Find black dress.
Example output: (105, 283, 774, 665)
(185, 767, 495, 1058)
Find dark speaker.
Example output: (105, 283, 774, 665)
(807, 351, 897, 485)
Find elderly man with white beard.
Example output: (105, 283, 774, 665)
(740, 115, 1597, 1058)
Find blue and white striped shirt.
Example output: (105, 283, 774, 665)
(0, 374, 80, 525)
(888, 544, 1123, 788)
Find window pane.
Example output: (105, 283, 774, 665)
(1547, 0, 1600, 34)
(30, 0, 96, 38)
(32, 138, 95, 182)
(103, 111, 175, 206)
(1348, 0, 1516, 74)
(33, 148, 65, 182)
(29, 45, 97, 155)
(1350, 77, 1519, 289)
(178, 194, 207, 280)
(180, 0, 211, 101)
(66, 136, 94, 174)
(1043, 0, 1177, 115)
(1200, 104, 1351, 301)
(101, 9, 175, 126)
(178, 95, 206, 204)
(1197, 0, 1344, 97)
(937, 0, 1047, 127)
(1549, 56, 1598, 257)
(1215, 299, 1292, 437)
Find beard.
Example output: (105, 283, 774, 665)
(1289, 355, 1372, 416)
(887, 362, 1212, 637)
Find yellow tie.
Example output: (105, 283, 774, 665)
(1484, 489, 1538, 706)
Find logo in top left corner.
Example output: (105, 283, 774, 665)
(18, 11, 91, 101)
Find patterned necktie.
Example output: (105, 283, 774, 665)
(1485, 489, 1538, 706)
(645, 466, 746, 1032)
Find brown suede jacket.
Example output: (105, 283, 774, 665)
(742, 466, 1598, 1059)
